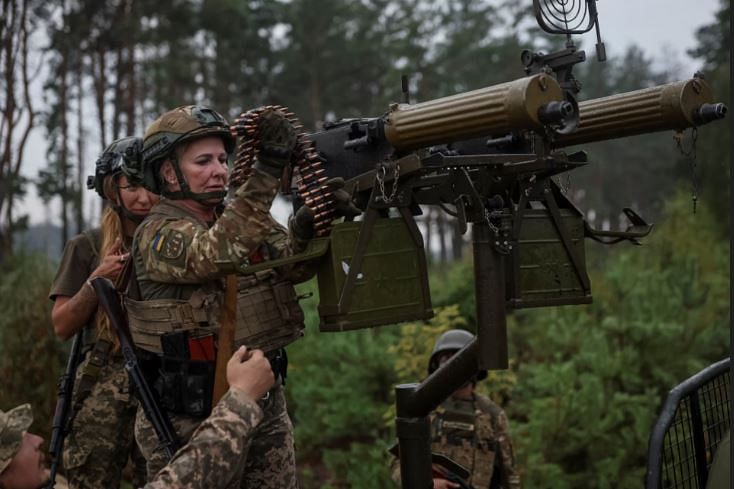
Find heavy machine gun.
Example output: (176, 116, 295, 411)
(230, 1, 726, 487)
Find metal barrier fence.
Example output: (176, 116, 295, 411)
(645, 358, 730, 489)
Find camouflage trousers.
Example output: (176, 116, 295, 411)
(63, 354, 147, 489)
(135, 384, 297, 488)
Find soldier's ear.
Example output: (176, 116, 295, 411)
(160, 160, 176, 184)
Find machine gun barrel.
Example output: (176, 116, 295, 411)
(553, 77, 726, 147)
(384, 74, 570, 150)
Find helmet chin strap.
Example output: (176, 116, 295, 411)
(113, 186, 146, 225)
(160, 154, 227, 204)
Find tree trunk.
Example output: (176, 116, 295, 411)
(423, 207, 432, 265)
(452, 221, 464, 260)
(112, 45, 124, 141)
(92, 47, 107, 152)
(75, 55, 85, 234)
(59, 18, 70, 249)
(125, 45, 136, 135)
(436, 210, 447, 264)
(0, 0, 35, 261)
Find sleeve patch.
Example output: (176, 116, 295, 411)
(153, 230, 186, 260)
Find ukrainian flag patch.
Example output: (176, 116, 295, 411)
(152, 233, 166, 253)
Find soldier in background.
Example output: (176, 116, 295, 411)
(0, 345, 274, 489)
(393, 329, 521, 489)
(48, 137, 156, 488)
(128, 105, 318, 487)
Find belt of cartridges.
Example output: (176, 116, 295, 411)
(231, 106, 335, 237)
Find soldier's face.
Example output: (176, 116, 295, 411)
(117, 175, 159, 217)
(177, 136, 229, 201)
(0, 433, 48, 489)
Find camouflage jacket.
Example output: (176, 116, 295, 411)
(430, 393, 520, 489)
(132, 168, 313, 297)
(143, 389, 263, 488)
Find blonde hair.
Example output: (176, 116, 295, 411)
(94, 175, 125, 349)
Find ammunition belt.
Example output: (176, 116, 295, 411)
(231, 106, 335, 237)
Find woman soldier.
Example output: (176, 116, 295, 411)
(127, 105, 324, 487)
(48, 137, 158, 488)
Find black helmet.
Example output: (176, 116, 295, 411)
(428, 329, 487, 381)
(86, 136, 144, 198)
(141, 105, 235, 201)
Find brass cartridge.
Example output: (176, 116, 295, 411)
(384, 74, 567, 150)
(554, 77, 725, 147)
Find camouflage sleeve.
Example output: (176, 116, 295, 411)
(136, 170, 281, 283)
(143, 389, 263, 488)
(496, 409, 521, 489)
(256, 216, 318, 284)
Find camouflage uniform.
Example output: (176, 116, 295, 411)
(0, 404, 69, 488)
(49, 231, 146, 489)
(130, 169, 310, 487)
(430, 394, 520, 489)
(0, 404, 33, 474)
(391, 393, 520, 489)
(143, 389, 264, 489)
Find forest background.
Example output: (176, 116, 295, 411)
(0, 0, 729, 487)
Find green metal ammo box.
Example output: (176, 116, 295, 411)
(505, 208, 592, 308)
(317, 218, 434, 332)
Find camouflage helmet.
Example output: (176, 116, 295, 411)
(428, 329, 487, 380)
(0, 404, 33, 474)
(86, 136, 144, 198)
(141, 105, 235, 197)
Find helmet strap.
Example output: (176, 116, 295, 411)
(113, 186, 145, 225)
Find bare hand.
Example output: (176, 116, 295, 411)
(89, 238, 128, 282)
(433, 478, 460, 489)
(227, 346, 275, 400)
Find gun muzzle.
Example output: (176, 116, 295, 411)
(384, 74, 571, 150)
(538, 100, 575, 125)
(553, 77, 725, 148)
(694, 103, 727, 125)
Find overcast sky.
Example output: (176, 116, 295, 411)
(16, 0, 724, 226)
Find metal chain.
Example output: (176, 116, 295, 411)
(376, 162, 400, 203)
(674, 128, 699, 213)
(460, 168, 500, 236)
(555, 172, 571, 194)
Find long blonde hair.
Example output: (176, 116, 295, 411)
(94, 175, 126, 348)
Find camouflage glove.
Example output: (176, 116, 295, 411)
(324, 177, 361, 220)
(253, 109, 298, 178)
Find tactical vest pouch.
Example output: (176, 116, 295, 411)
(125, 292, 218, 354)
(156, 356, 214, 417)
(233, 278, 305, 352)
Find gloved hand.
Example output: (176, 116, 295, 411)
(324, 177, 361, 220)
(253, 109, 298, 178)
(291, 204, 315, 242)
(290, 177, 362, 242)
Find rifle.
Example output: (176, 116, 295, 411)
(45, 331, 84, 489)
(89, 277, 181, 459)
(432, 454, 475, 489)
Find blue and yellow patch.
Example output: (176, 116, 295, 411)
(153, 230, 186, 260)
(152, 233, 166, 253)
